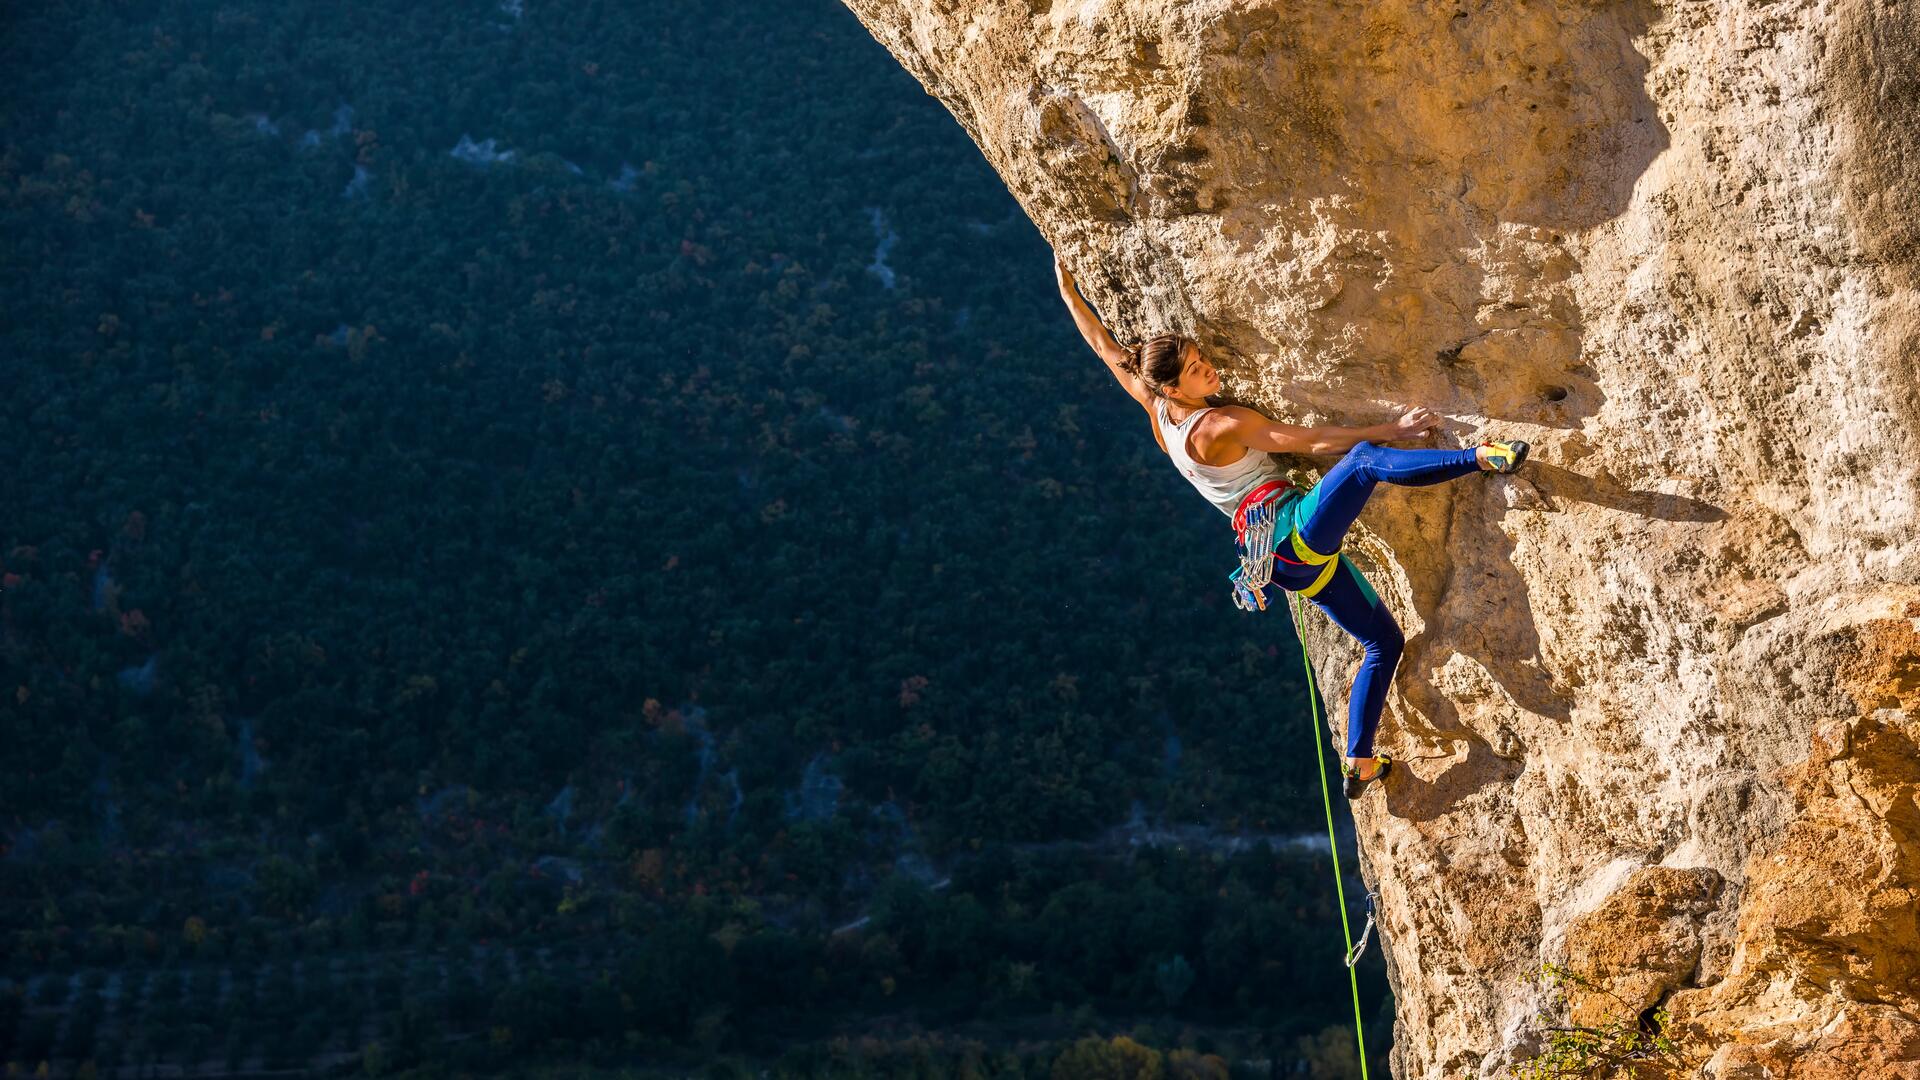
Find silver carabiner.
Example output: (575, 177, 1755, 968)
(1345, 891, 1380, 968)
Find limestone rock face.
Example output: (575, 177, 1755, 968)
(839, 1, 1920, 1075)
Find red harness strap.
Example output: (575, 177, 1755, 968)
(1235, 480, 1318, 566)
(1231, 479, 1293, 533)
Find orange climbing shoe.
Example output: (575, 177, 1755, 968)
(1479, 439, 1530, 474)
(1342, 753, 1393, 800)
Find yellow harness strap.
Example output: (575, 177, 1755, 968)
(1289, 531, 1342, 599)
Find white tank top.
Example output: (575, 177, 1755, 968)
(1155, 398, 1289, 518)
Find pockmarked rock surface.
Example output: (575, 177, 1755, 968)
(839, 1, 1920, 1075)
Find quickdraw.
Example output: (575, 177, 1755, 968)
(1345, 891, 1380, 969)
(1228, 480, 1293, 611)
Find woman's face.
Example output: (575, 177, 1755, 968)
(1173, 341, 1221, 399)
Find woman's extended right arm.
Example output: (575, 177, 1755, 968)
(1216, 405, 1438, 455)
(1055, 255, 1150, 408)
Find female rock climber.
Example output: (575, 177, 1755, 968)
(1054, 254, 1528, 799)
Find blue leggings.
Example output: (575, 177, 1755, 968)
(1263, 441, 1482, 757)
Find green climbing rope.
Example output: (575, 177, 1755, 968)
(1286, 589, 1371, 1080)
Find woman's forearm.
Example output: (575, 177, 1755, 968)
(1305, 422, 1401, 455)
(1059, 283, 1125, 358)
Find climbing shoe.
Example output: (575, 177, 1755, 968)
(1480, 439, 1530, 474)
(1342, 753, 1392, 800)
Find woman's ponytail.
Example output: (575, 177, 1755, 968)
(1128, 333, 1189, 398)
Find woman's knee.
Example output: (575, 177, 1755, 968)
(1345, 440, 1391, 477)
(1366, 618, 1405, 663)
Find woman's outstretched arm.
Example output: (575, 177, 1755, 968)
(1215, 405, 1440, 456)
(1055, 254, 1150, 408)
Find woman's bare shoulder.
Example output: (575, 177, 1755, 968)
(1203, 405, 1271, 440)
(1181, 404, 1254, 461)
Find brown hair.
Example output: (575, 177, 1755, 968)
(1120, 333, 1193, 400)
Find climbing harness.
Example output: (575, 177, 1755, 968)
(1229, 480, 1342, 611)
(1284, 587, 1376, 1080)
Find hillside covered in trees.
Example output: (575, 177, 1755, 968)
(1, 0, 1388, 1074)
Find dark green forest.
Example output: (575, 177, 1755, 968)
(1, 0, 1387, 1075)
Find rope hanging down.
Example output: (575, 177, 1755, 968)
(1285, 589, 1375, 1080)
